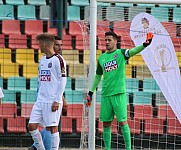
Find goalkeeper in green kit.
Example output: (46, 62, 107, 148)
(86, 31, 154, 150)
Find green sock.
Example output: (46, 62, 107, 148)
(121, 124, 131, 150)
(103, 126, 111, 150)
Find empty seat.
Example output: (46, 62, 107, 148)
(16, 48, 35, 64)
(23, 63, 38, 79)
(30, 77, 38, 91)
(167, 118, 181, 135)
(128, 54, 144, 66)
(157, 105, 176, 120)
(76, 116, 88, 133)
(0, 63, 19, 78)
(62, 35, 73, 50)
(136, 65, 152, 80)
(0, 34, 5, 48)
(66, 104, 83, 119)
(68, 63, 84, 78)
(61, 116, 73, 133)
(28, 0, 46, 6)
(0, 48, 12, 64)
(62, 49, 79, 64)
(173, 8, 181, 23)
(98, 36, 106, 51)
(126, 78, 139, 93)
(0, 77, 3, 87)
(84, 6, 103, 20)
(144, 118, 164, 135)
(71, 0, 89, 6)
(75, 77, 87, 91)
(69, 22, 82, 36)
(0, 5, 14, 20)
(21, 90, 36, 104)
(39, 5, 50, 20)
(151, 7, 169, 22)
(134, 105, 153, 120)
(143, 78, 160, 92)
(127, 118, 141, 135)
(2, 90, 16, 103)
(113, 21, 131, 37)
(9, 34, 27, 49)
(17, 5, 36, 20)
(106, 6, 124, 22)
(133, 92, 152, 105)
(97, 21, 110, 36)
(6, 0, 24, 5)
(156, 92, 168, 105)
(0, 117, 4, 133)
(0, 103, 16, 117)
(47, 21, 58, 36)
(2, 20, 21, 35)
(7, 116, 26, 133)
(75, 35, 89, 51)
(161, 22, 177, 37)
(98, 118, 117, 134)
(128, 6, 146, 21)
(7, 76, 26, 91)
(65, 77, 72, 91)
(65, 90, 84, 104)
(21, 103, 33, 118)
(67, 5, 80, 21)
(25, 20, 43, 35)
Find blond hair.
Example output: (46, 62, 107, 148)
(36, 33, 55, 47)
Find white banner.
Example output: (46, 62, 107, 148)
(130, 13, 181, 123)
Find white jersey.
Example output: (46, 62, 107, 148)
(36, 53, 67, 103)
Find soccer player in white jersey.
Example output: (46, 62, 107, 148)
(30, 36, 68, 150)
(28, 33, 67, 150)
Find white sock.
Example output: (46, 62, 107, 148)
(51, 132, 60, 150)
(29, 129, 45, 150)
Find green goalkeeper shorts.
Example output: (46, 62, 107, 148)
(99, 93, 127, 122)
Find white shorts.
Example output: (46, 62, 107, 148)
(29, 102, 63, 127)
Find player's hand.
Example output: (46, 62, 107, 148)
(52, 101, 60, 112)
(143, 32, 154, 47)
(85, 91, 93, 107)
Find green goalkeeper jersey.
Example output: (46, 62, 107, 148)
(96, 49, 128, 97)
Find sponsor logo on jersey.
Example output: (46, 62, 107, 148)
(104, 60, 118, 72)
(40, 70, 51, 81)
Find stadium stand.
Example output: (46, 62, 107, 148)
(143, 78, 161, 92)
(128, 6, 147, 21)
(29, 77, 38, 91)
(172, 7, 181, 23)
(126, 78, 139, 92)
(68, 63, 84, 78)
(17, 5, 36, 20)
(0, 48, 12, 63)
(0, 4, 14, 20)
(66, 104, 83, 119)
(106, 6, 124, 22)
(2, 20, 21, 35)
(23, 63, 38, 78)
(134, 105, 153, 120)
(0, 77, 3, 87)
(65, 77, 72, 91)
(8, 34, 27, 49)
(133, 92, 152, 105)
(5, 0, 24, 5)
(7, 116, 27, 133)
(127, 118, 141, 134)
(65, 90, 84, 103)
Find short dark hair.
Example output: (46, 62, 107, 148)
(105, 32, 118, 40)
(54, 36, 62, 40)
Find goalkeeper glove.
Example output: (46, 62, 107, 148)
(143, 32, 154, 47)
(85, 91, 93, 107)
